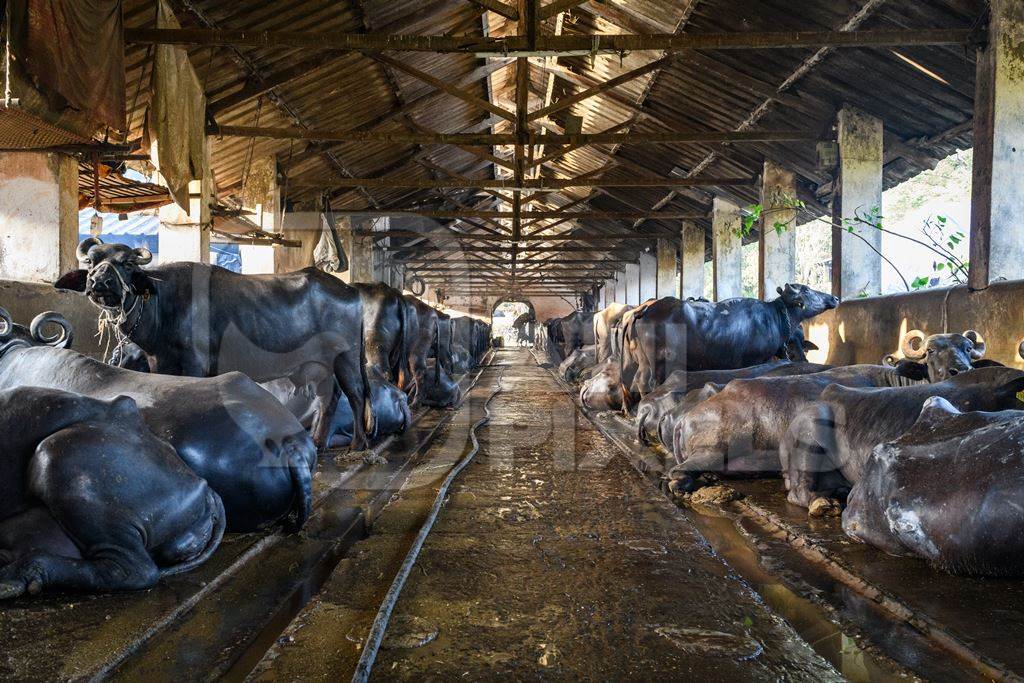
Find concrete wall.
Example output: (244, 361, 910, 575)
(0, 280, 104, 358)
(804, 279, 1024, 370)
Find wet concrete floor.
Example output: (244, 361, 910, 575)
(252, 350, 842, 681)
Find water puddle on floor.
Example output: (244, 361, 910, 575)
(679, 507, 979, 682)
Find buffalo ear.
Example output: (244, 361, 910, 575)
(802, 340, 819, 352)
(54, 269, 88, 292)
(997, 375, 1024, 406)
(776, 286, 784, 296)
(893, 359, 930, 382)
(130, 270, 154, 297)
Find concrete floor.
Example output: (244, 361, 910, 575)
(252, 350, 841, 681)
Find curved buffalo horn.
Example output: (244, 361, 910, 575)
(900, 329, 928, 360)
(883, 354, 899, 367)
(30, 312, 74, 349)
(0, 307, 12, 336)
(77, 236, 103, 261)
(963, 329, 987, 359)
(133, 247, 154, 265)
(1018, 340, 1024, 363)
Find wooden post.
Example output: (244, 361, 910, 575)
(970, 0, 1024, 290)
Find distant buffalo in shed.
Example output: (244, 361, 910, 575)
(622, 284, 838, 405)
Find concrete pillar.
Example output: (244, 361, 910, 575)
(759, 160, 797, 299)
(712, 197, 743, 301)
(680, 220, 705, 299)
(833, 105, 883, 299)
(341, 216, 377, 284)
(159, 142, 211, 264)
(639, 252, 657, 302)
(624, 262, 640, 305)
(656, 238, 679, 298)
(970, 0, 1024, 286)
(615, 271, 627, 304)
(0, 152, 79, 282)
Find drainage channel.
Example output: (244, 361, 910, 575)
(103, 356, 496, 683)
(536, 352, 978, 682)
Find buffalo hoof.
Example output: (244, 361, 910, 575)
(808, 497, 842, 518)
(363, 452, 388, 467)
(0, 579, 25, 600)
(667, 468, 697, 497)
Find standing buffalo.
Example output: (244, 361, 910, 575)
(0, 308, 316, 532)
(844, 398, 1024, 576)
(0, 387, 224, 598)
(781, 367, 1024, 511)
(622, 285, 838, 402)
(593, 303, 633, 363)
(404, 295, 459, 408)
(351, 283, 412, 440)
(56, 238, 370, 451)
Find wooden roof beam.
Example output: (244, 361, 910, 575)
(125, 28, 978, 54)
(466, 0, 519, 21)
(528, 56, 670, 122)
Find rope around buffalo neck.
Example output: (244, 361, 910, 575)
(94, 264, 146, 364)
(351, 365, 506, 683)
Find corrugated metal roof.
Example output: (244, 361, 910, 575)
(111, 0, 982, 273)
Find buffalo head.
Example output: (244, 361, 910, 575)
(776, 283, 838, 320)
(55, 238, 154, 310)
(901, 329, 987, 383)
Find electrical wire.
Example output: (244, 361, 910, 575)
(351, 365, 506, 683)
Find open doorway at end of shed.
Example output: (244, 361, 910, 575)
(492, 299, 535, 347)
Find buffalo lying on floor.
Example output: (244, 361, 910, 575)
(579, 357, 624, 411)
(559, 345, 597, 383)
(888, 329, 999, 383)
(56, 238, 371, 451)
(0, 387, 225, 599)
(671, 365, 923, 489)
(0, 309, 316, 533)
(634, 361, 830, 447)
(780, 366, 1024, 511)
(621, 285, 838, 405)
(844, 398, 1024, 576)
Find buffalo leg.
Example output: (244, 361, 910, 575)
(781, 405, 846, 509)
(335, 347, 370, 451)
(0, 508, 158, 598)
(310, 382, 340, 452)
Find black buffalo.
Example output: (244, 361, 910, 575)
(403, 295, 459, 408)
(634, 362, 830, 447)
(0, 308, 316, 533)
(56, 238, 371, 450)
(889, 329, 998, 383)
(350, 282, 412, 441)
(844, 398, 1024, 576)
(673, 365, 923, 488)
(781, 366, 1024, 511)
(0, 387, 224, 598)
(622, 285, 838, 403)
